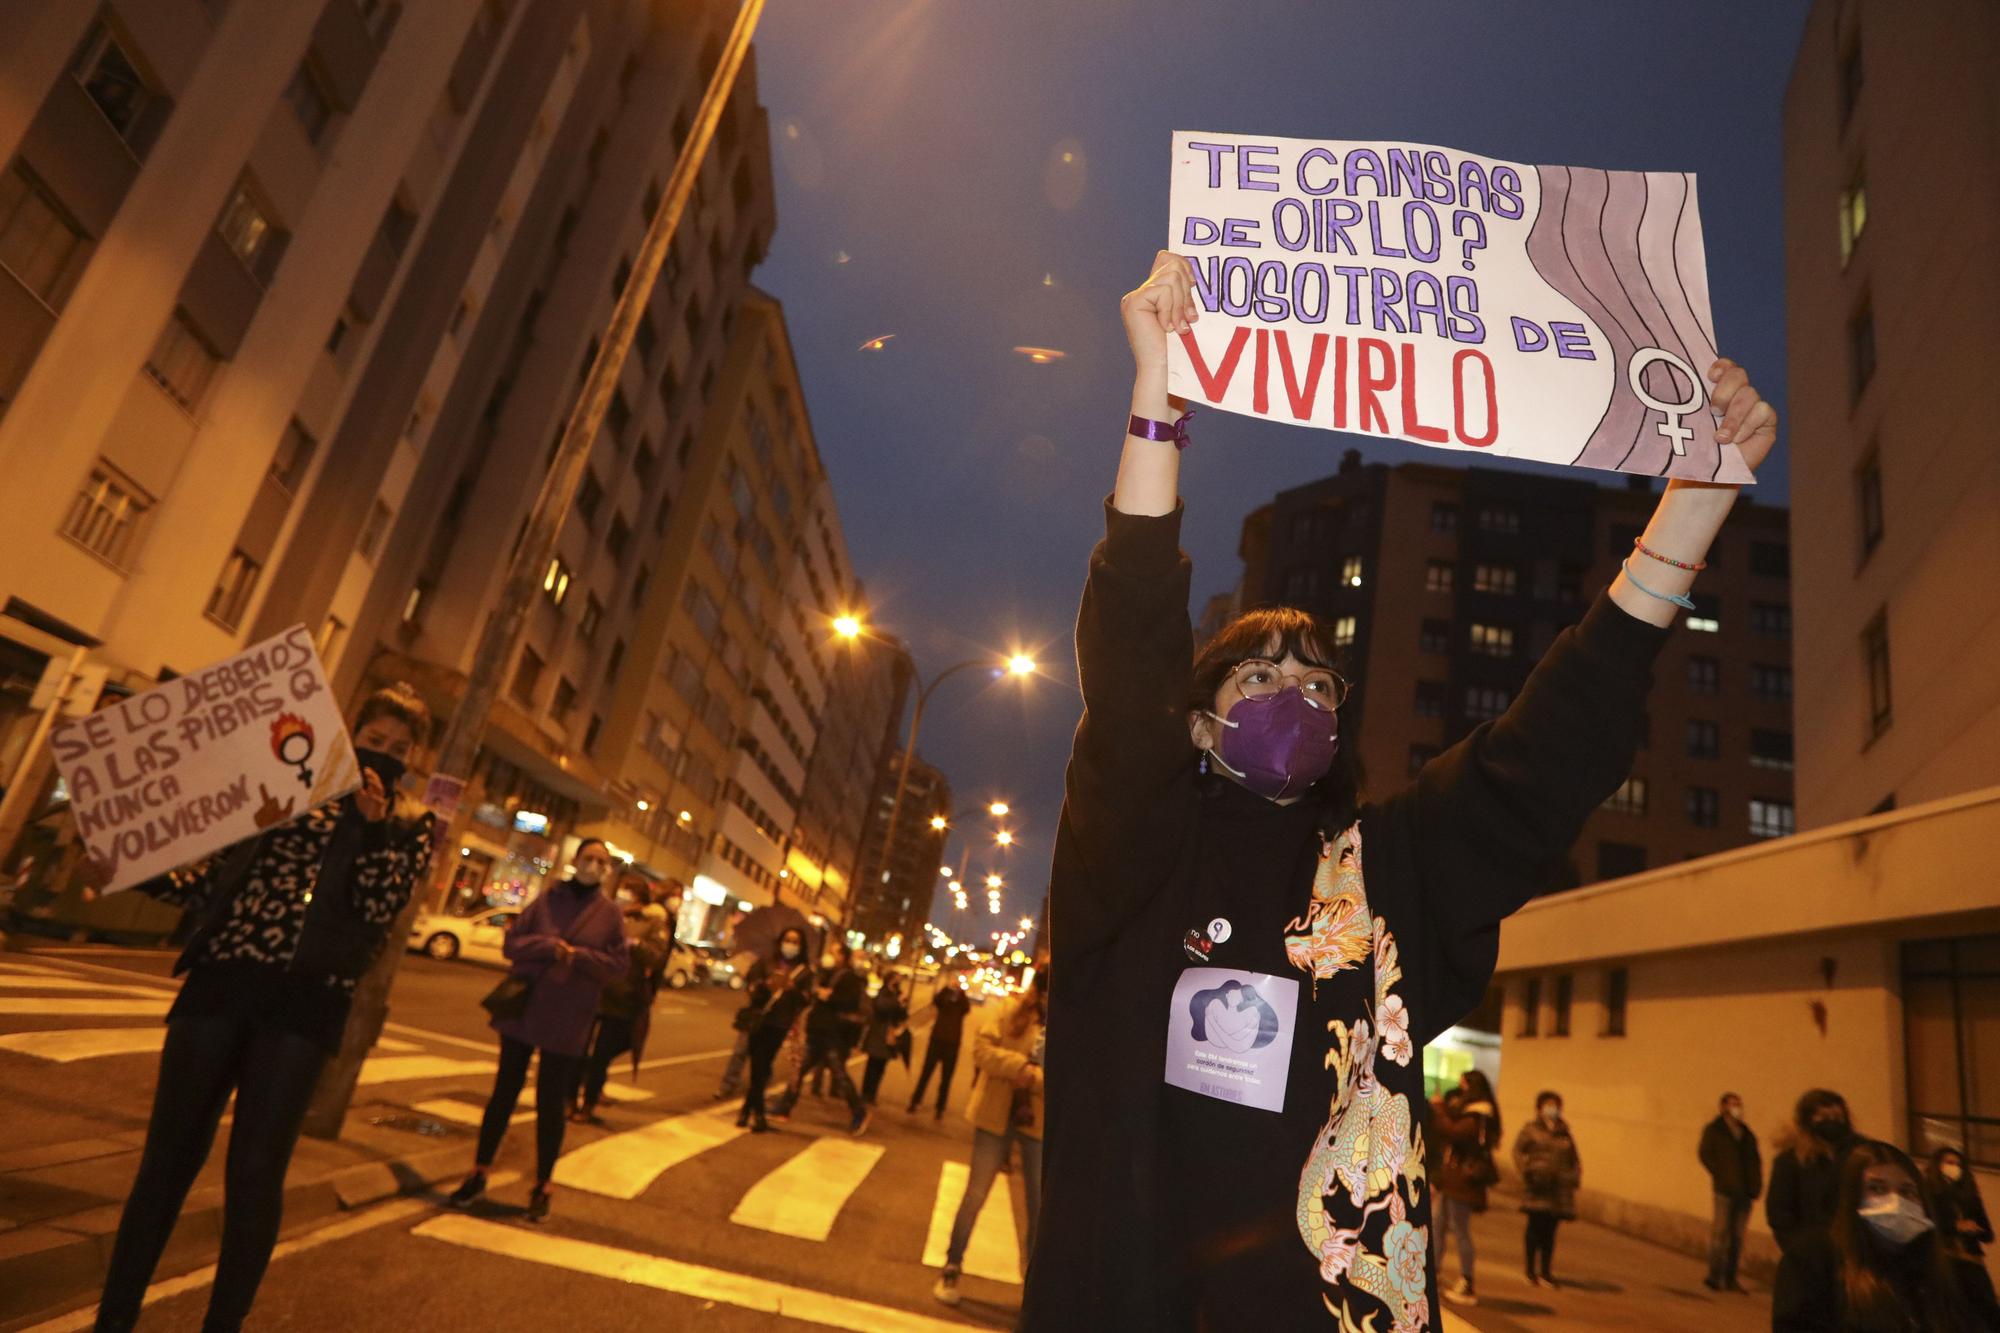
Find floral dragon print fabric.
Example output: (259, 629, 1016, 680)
(1285, 824, 1430, 1331)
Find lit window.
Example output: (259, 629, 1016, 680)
(542, 556, 572, 605)
(1838, 171, 1868, 265)
(1749, 799, 1795, 840)
(1469, 623, 1515, 658)
(1333, 615, 1357, 647)
(1424, 561, 1453, 594)
(1602, 775, 1648, 816)
(1473, 563, 1517, 595)
(1340, 556, 1363, 588)
(61, 463, 150, 568)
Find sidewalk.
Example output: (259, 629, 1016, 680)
(1439, 1193, 1771, 1333)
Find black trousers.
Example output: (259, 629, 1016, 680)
(1524, 1211, 1561, 1276)
(774, 1028, 862, 1117)
(577, 1015, 636, 1113)
(861, 1054, 891, 1104)
(97, 1013, 328, 1333)
(739, 1026, 789, 1121)
(907, 1037, 960, 1112)
(474, 1036, 582, 1184)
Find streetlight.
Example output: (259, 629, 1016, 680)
(986, 874, 1003, 890)
(989, 801, 1010, 817)
(995, 830, 1013, 847)
(930, 814, 948, 831)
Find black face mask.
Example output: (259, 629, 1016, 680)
(354, 747, 407, 794)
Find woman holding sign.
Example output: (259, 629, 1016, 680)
(1019, 252, 1777, 1330)
(95, 683, 435, 1333)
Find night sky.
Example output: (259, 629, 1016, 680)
(752, 0, 1812, 943)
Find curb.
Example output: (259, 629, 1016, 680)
(0, 1143, 466, 1330)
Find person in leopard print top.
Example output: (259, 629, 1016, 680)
(94, 682, 435, 1333)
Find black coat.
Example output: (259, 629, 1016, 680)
(1772, 1229, 2000, 1333)
(1699, 1115, 1763, 1201)
(1935, 1173, 1996, 1263)
(1769, 1144, 1846, 1255)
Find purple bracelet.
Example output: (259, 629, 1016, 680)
(1128, 406, 1196, 450)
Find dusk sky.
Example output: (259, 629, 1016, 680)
(752, 1, 1814, 940)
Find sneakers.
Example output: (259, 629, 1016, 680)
(932, 1264, 962, 1306)
(1447, 1278, 1478, 1306)
(447, 1173, 487, 1209)
(849, 1108, 873, 1137)
(525, 1186, 552, 1224)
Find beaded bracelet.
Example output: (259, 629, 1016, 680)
(1632, 537, 1706, 572)
(1620, 558, 1697, 611)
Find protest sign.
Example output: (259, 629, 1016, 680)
(1166, 132, 1753, 483)
(49, 625, 360, 894)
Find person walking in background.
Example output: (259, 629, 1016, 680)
(1771, 1139, 1992, 1332)
(1700, 1090, 1763, 1293)
(448, 838, 628, 1224)
(737, 927, 813, 1133)
(572, 896, 671, 1125)
(934, 973, 1046, 1308)
(772, 938, 871, 1134)
(1928, 1146, 2000, 1321)
(1431, 1069, 1501, 1306)
(1514, 1090, 1582, 1288)
(93, 685, 435, 1333)
(907, 970, 972, 1118)
(859, 971, 908, 1106)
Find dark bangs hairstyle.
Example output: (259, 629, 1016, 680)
(1830, 1139, 1976, 1333)
(1189, 606, 1361, 828)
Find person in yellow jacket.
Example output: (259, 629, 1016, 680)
(934, 972, 1046, 1307)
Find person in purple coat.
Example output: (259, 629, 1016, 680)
(448, 838, 629, 1222)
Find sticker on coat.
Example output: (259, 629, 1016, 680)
(1163, 967, 1299, 1114)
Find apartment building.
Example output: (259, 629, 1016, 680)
(851, 752, 951, 951)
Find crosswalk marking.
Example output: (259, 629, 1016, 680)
(553, 1108, 744, 1199)
(374, 1036, 422, 1052)
(413, 1213, 980, 1332)
(354, 1055, 496, 1085)
(0, 1027, 167, 1062)
(0, 997, 171, 1017)
(0, 961, 74, 977)
(0, 976, 166, 996)
(921, 1160, 1022, 1284)
(410, 1097, 531, 1128)
(729, 1137, 885, 1241)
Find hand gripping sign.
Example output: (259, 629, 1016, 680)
(1166, 132, 1754, 484)
(50, 625, 360, 894)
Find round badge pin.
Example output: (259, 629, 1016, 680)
(1207, 917, 1232, 944)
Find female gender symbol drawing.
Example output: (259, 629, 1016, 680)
(269, 713, 316, 787)
(1628, 347, 1706, 456)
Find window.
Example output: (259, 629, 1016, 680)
(1686, 719, 1720, 760)
(1552, 974, 1573, 1036)
(1850, 301, 1876, 400)
(379, 196, 417, 259)
(1900, 933, 2000, 1167)
(612, 254, 632, 298)
(1685, 594, 1721, 634)
(1414, 680, 1445, 718)
(1332, 615, 1357, 648)
(1749, 799, 1795, 840)
(1603, 968, 1628, 1038)
(1424, 560, 1454, 594)
(682, 581, 721, 638)
(1751, 602, 1792, 639)
(604, 637, 625, 684)
(1687, 656, 1719, 695)
(401, 581, 428, 625)
(510, 646, 543, 706)
(204, 548, 261, 629)
(1750, 729, 1795, 772)
(357, 499, 392, 561)
(1839, 171, 1868, 265)
(1282, 568, 1321, 600)
(1464, 685, 1510, 720)
(685, 292, 705, 341)
(579, 594, 603, 643)
(1289, 513, 1320, 544)
(634, 437, 657, 486)
(1473, 563, 1517, 595)
(285, 59, 335, 144)
(1750, 541, 1790, 578)
(654, 491, 673, 536)
(1596, 842, 1647, 880)
(326, 314, 352, 356)
(1407, 744, 1438, 777)
(144, 312, 220, 412)
(550, 676, 577, 722)
(1602, 775, 1648, 816)
(1477, 506, 1520, 536)
(1419, 620, 1450, 654)
(73, 21, 156, 142)
(1857, 449, 1885, 558)
(1430, 502, 1458, 534)
(606, 390, 631, 445)
(636, 312, 657, 365)
(1469, 623, 1514, 658)
(1838, 40, 1862, 128)
(217, 180, 278, 277)
(269, 419, 316, 491)
(583, 713, 602, 755)
(576, 472, 603, 527)
(667, 649, 704, 707)
(1518, 977, 1541, 1037)
(1685, 786, 1720, 828)
(0, 165, 87, 304)
(542, 556, 571, 606)
(630, 563, 649, 608)
(1339, 555, 1364, 589)
(607, 514, 631, 562)
(1751, 664, 1793, 701)
(1864, 610, 1893, 737)
(355, 0, 400, 42)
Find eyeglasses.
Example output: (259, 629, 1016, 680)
(1225, 659, 1350, 708)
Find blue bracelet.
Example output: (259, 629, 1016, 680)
(1621, 557, 1697, 611)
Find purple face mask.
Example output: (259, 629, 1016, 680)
(1206, 686, 1340, 801)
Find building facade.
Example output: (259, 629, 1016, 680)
(851, 750, 950, 951)
(1236, 454, 1795, 888)
(1782, 0, 2000, 828)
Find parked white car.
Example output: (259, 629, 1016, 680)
(407, 906, 519, 966)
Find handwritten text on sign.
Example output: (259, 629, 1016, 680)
(1166, 132, 1753, 483)
(50, 626, 359, 893)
